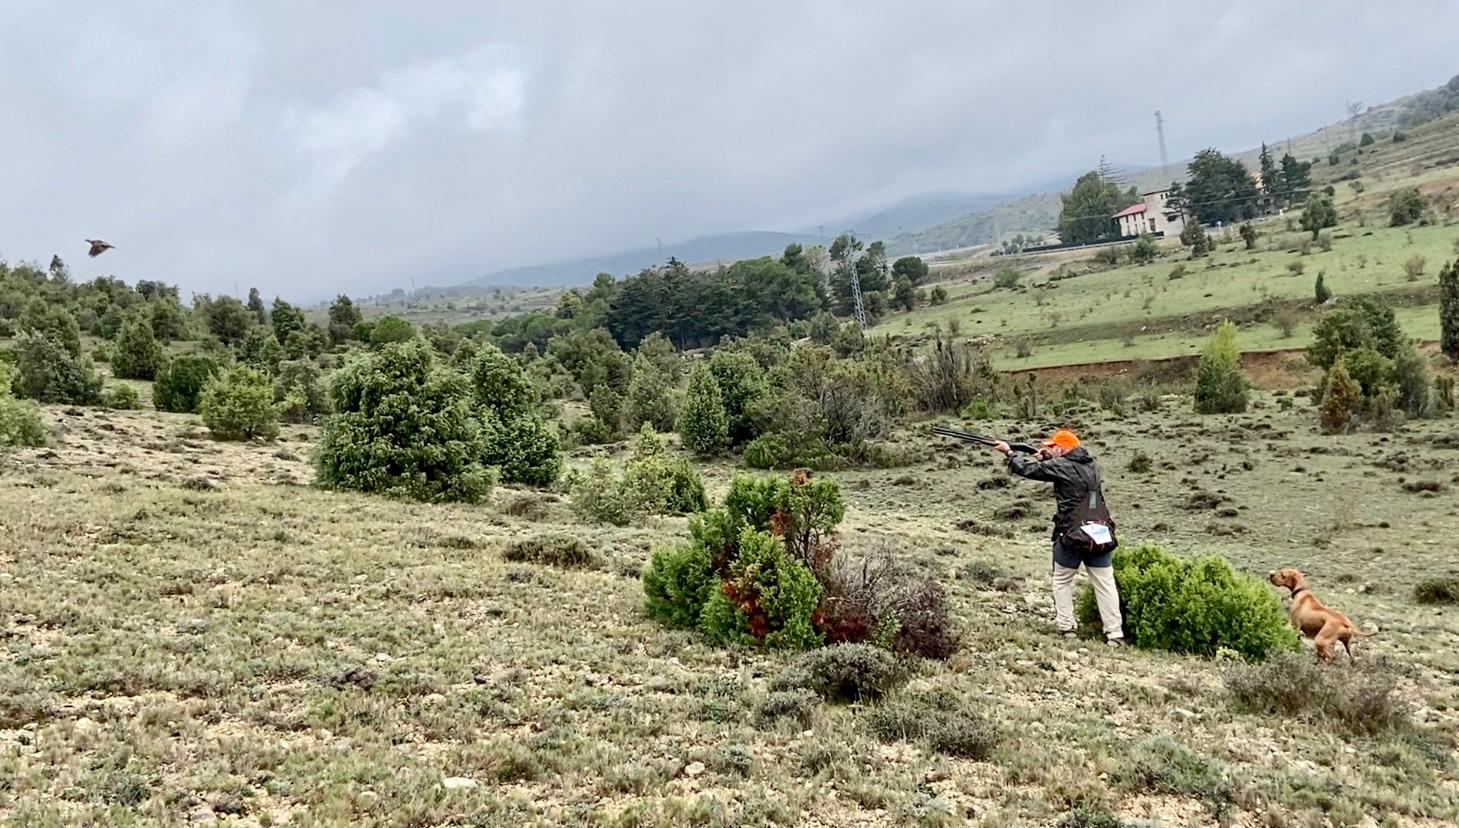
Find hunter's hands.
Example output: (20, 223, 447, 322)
(992, 441, 1011, 456)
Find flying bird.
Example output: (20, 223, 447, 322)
(85, 239, 115, 257)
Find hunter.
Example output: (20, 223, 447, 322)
(992, 429, 1125, 647)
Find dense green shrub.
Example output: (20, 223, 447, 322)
(755, 689, 819, 727)
(769, 643, 904, 702)
(678, 363, 729, 455)
(708, 350, 768, 445)
(0, 365, 47, 448)
(199, 367, 280, 441)
(238, 328, 285, 373)
(273, 359, 328, 424)
(369, 316, 416, 346)
(316, 339, 493, 503)
(484, 414, 563, 487)
(1319, 361, 1363, 433)
(20, 301, 81, 357)
(1225, 653, 1406, 735)
(642, 538, 717, 629)
(284, 324, 328, 361)
(1193, 321, 1248, 414)
(1389, 187, 1427, 226)
(625, 352, 676, 432)
(743, 432, 798, 469)
(469, 344, 562, 486)
(502, 533, 596, 569)
(699, 528, 822, 650)
(11, 331, 103, 405)
(1130, 234, 1157, 264)
(110, 316, 163, 380)
(993, 267, 1022, 289)
(153, 356, 221, 413)
(103, 384, 140, 410)
(1078, 543, 1299, 660)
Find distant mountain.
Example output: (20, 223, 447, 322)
(470, 230, 821, 288)
(886, 192, 1063, 256)
(808, 190, 1013, 240)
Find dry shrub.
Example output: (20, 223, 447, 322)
(769, 643, 904, 703)
(1225, 652, 1407, 735)
(503, 533, 597, 569)
(501, 491, 552, 520)
(1413, 577, 1459, 604)
(814, 548, 959, 660)
(864, 689, 998, 759)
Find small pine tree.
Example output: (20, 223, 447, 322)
(1314, 272, 1332, 305)
(110, 316, 164, 380)
(1319, 362, 1363, 434)
(678, 364, 729, 456)
(625, 352, 676, 432)
(246, 288, 268, 325)
(1193, 320, 1249, 414)
(1440, 260, 1459, 361)
(1180, 222, 1210, 258)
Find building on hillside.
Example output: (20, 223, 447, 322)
(1113, 189, 1186, 238)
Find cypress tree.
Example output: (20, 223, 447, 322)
(677, 364, 729, 456)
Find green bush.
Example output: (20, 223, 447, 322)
(768, 643, 904, 702)
(110, 316, 163, 380)
(622, 425, 707, 514)
(369, 316, 416, 346)
(708, 350, 768, 445)
(569, 456, 639, 526)
(0, 365, 47, 448)
(1389, 187, 1426, 226)
(1130, 234, 1157, 264)
(928, 286, 948, 305)
(484, 415, 563, 487)
(642, 540, 717, 629)
(993, 267, 1022, 289)
(1225, 653, 1405, 735)
(11, 331, 103, 405)
(1059, 810, 1126, 828)
(20, 301, 81, 357)
(1319, 362, 1363, 434)
(273, 359, 328, 424)
(502, 533, 596, 569)
(316, 339, 494, 503)
(238, 328, 285, 374)
(103, 384, 140, 410)
(755, 689, 819, 727)
(1115, 736, 1232, 810)
(699, 527, 822, 650)
(678, 363, 729, 456)
(154, 356, 221, 413)
(625, 352, 676, 433)
(1077, 543, 1299, 660)
(1193, 321, 1248, 414)
(199, 366, 280, 441)
(743, 432, 802, 469)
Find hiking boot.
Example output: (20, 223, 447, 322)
(1060, 631, 1078, 641)
(1106, 638, 1126, 648)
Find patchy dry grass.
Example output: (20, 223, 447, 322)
(2, 397, 1458, 825)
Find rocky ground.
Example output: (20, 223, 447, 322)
(2, 397, 1457, 826)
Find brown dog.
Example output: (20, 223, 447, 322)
(1268, 568, 1375, 661)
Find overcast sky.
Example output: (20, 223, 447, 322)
(3, 2, 1455, 302)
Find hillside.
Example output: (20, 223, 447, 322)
(469, 230, 821, 289)
(886, 192, 1062, 256)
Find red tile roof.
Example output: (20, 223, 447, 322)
(1112, 203, 1147, 219)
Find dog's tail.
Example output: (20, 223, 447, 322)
(1349, 627, 1379, 637)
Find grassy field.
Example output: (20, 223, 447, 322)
(3, 395, 1458, 826)
(880, 111, 1459, 375)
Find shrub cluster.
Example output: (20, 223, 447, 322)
(103, 384, 141, 410)
(768, 643, 905, 702)
(0, 364, 47, 448)
(1077, 543, 1299, 660)
(1193, 321, 1248, 414)
(570, 426, 708, 525)
(199, 366, 280, 441)
(471, 344, 562, 486)
(10, 331, 104, 405)
(643, 471, 956, 658)
(110, 317, 164, 381)
(1413, 577, 1459, 605)
(316, 339, 495, 503)
(154, 356, 221, 413)
(1309, 296, 1433, 431)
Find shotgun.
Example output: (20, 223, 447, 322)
(932, 425, 1039, 455)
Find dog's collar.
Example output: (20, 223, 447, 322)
(1289, 586, 1308, 597)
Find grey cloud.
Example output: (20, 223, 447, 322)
(2, 1, 1455, 301)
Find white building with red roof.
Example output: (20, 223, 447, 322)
(1113, 189, 1186, 238)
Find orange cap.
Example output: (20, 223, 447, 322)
(1041, 429, 1081, 450)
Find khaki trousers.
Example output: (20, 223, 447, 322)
(1053, 562, 1124, 640)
